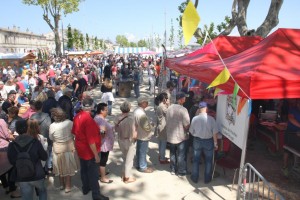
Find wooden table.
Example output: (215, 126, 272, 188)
(257, 121, 287, 152)
(0, 151, 12, 176)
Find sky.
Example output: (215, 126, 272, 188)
(1, 0, 299, 44)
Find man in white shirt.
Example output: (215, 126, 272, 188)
(189, 101, 218, 184)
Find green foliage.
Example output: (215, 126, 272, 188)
(99, 39, 103, 49)
(116, 35, 129, 47)
(177, 1, 231, 46)
(67, 24, 73, 50)
(22, 0, 84, 55)
(73, 29, 79, 49)
(217, 16, 231, 32)
(94, 36, 99, 50)
(169, 19, 175, 49)
(154, 33, 161, 49)
(137, 39, 147, 47)
(22, 0, 83, 15)
(79, 33, 84, 50)
(129, 42, 137, 47)
(86, 33, 89, 49)
(177, 24, 183, 49)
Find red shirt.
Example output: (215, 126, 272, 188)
(48, 69, 56, 78)
(72, 110, 101, 160)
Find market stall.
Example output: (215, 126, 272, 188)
(165, 35, 262, 75)
(0, 52, 36, 67)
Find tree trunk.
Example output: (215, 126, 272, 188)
(220, 0, 283, 37)
(54, 15, 62, 56)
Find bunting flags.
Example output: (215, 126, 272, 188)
(237, 97, 247, 115)
(214, 88, 221, 98)
(207, 68, 230, 89)
(182, 1, 200, 45)
(232, 83, 239, 108)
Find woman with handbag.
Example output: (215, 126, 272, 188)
(49, 108, 79, 193)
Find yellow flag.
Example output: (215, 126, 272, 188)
(213, 88, 221, 98)
(207, 68, 230, 89)
(182, 1, 200, 45)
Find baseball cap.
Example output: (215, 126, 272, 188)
(199, 101, 208, 109)
(176, 92, 187, 100)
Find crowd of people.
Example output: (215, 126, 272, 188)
(1, 52, 298, 200)
(0, 53, 166, 200)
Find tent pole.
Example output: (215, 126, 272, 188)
(237, 113, 250, 199)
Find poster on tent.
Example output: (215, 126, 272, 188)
(216, 94, 249, 149)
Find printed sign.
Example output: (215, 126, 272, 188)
(216, 94, 249, 149)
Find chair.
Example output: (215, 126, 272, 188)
(212, 137, 241, 190)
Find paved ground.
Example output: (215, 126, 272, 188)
(0, 76, 239, 200)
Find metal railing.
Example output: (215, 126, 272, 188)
(237, 163, 285, 200)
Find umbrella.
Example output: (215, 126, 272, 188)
(90, 50, 103, 55)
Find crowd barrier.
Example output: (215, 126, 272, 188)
(237, 163, 284, 200)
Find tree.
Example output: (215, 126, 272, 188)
(79, 33, 84, 50)
(177, 24, 184, 49)
(116, 35, 129, 47)
(73, 29, 79, 50)
(98, 39, 103, 49)
(147, 36, 154, 50)
(129, 42, 137, 47)
(67, 24, 73, 50)
(137, 39, 147, 47)
(154, 33, 162, 49)
(23, 0, 84, 56)
(86, 33, 90, 50)
(94, 36, 99, 50)
(177, 0, 283, 39)
(169, 19, 175, 49)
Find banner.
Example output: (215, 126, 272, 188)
(216, 94, 250, 149)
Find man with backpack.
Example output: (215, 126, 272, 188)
(7, 119, 48, 199)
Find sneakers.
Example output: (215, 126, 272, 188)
(177, 172, 191, 178)
(281, 167, 289, 177)
(170, 171, 176, 175)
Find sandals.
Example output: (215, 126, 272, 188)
(100, 179, 113, 184)
(123, 177, 136, 184)
(65, 188, 72, 193)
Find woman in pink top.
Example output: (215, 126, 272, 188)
(0, 118, 19, 197)
(94, 103, 114, 184)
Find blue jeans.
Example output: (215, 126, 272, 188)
(107, 101, 112, 115)
(19, 179, 47, 200)
(134, 83, 140, 98)
(191, 137, 214, 183)
(169, 140, 188, 174)
(159, 140, 167, 161)
(79, 157, 101, 199)
(136, 140, 149, 171)
(49, 77, 56, 86)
